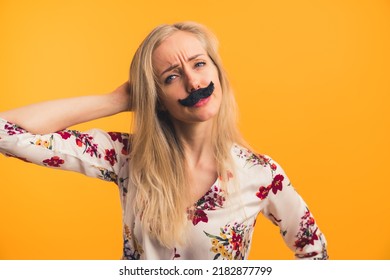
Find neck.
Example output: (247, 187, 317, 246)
(172, 120, 214, 167)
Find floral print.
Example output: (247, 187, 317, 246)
(32, 135, 54, 149)
(104, 149, 117, 166)
(57, 130, 101, 158)
(294, 208, 319, 250)
(3, 122, 25, 135)
(108, 132, 130, 155)
(0, 119, 328, 260)
(187, 185, 225, 225)
(204, 222, 253, 260)
(172, 248, 181, 260)
(254, 150, 290, 200)
(237, 148, 270, 168)
(96, 166, 118, 182)
(43, 156, 65, 167)
(123, 224, 143, 260)
(256, 174, 285, 199)
(56, 131, 72, 140)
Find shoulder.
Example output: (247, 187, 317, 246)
(231, 144, 277, 170)
(229, 145, 296, 208)
(231, 144, 289, 186)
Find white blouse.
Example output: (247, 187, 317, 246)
(0, 118, 328, 260)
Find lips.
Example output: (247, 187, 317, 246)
(178, 81, 214, 107)
(193, 96, 210, 108)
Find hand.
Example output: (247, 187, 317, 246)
(111, 81, 132, 112)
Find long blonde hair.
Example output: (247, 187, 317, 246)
(127, 22, 247, 248)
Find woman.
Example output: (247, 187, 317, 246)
(0, 22, 328, 260)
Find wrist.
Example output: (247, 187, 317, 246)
(108, 90, 131, 113)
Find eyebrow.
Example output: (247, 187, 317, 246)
(160, 53, 205, 77)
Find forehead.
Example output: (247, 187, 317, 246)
(152, 31, 206, 72)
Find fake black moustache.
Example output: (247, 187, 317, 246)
(178, 82, 214, 107)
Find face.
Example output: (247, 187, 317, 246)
(152, 31, 222, 126)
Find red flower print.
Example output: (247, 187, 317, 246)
(187, 185, 225, 225)
(256, 175, 284, 200)
(104, 149, 117, 166)
(4, 123, 25, 135)
(109, 132, 129, 155)
(295, 251, 319, 259)
(294, 229, 319, 249)
(108, 132, 123, 142)
(256, 186, 270, 200)
(73, 132, 94, 148)
(310, 230, 319, 245)
(190, 209, 208, 225)
(294, 208, 320, 251)
(56, 131, 72, 140)
(271, 174, 284, 194)
(121, 138, 130, 155)
(43, 156, 65, 167)
(76, 138, 83, 147)
(270, 163, 277, 170)
(204, 222, 252, 260)
(252, 154, 271, 167)
(308, 217, 315, 226)
(302, 210, 311, 219)
(173, 248, 181, 259)
(231, 231, 243, 251)
(86, 144, 99, 157)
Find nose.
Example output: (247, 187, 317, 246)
(185, 70, 200, 93)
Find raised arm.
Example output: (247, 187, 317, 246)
(0, 82, 131, 134)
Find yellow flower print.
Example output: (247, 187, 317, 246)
(204, 222, 253, 260)
(221, 249, 229, 258)
(33, 136, 53, 149)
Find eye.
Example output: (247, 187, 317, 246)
(195, 61, 206, 68)
(164, 74, 177, 84)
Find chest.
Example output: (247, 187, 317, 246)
(187, 165, 218, 207)
(130, 179, 261, 260)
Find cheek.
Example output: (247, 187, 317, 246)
(158, 92, 180, 113)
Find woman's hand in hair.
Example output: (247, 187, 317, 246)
(110, 81, 132, 112)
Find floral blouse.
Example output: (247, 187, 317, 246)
(0, 118, 328, 260)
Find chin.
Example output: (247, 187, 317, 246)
(192, 109, 219, 123)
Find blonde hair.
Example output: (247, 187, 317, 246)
(127, 22, 247, 248)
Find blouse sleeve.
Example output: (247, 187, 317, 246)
(260, 157, 328, 260)
(0, 117, 130, 184)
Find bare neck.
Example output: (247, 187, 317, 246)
(172, 120, 214, 168)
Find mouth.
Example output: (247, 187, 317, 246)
(178, 81, 214, 107)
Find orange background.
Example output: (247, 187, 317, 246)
(0, 0, 389, 260)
